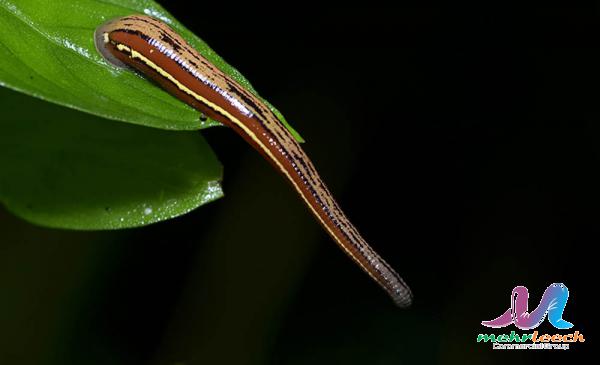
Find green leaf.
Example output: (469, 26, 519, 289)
(0, 0, 303, 140)
(0, 87, 223, 229)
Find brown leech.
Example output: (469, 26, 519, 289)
(95, 15, 412, 307)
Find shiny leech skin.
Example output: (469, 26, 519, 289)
(94, 15, 412, 307)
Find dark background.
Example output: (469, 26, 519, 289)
(1, 3, 597, 364)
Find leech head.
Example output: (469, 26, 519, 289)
(94, 18, 130, 69)
(94, 15, 170, 70)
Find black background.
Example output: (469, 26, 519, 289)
(2, 2, 597, 364)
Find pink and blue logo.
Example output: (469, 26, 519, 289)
(477, 283, 583, 350)
(482, 283, 573, 330)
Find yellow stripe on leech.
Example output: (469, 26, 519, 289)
(113, 42, 386, 293)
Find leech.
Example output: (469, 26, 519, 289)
(95, 15, 413, 307)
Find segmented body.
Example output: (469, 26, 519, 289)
(95, 15, 412, 306)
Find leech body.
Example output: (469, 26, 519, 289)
(95, 15, 412, 307)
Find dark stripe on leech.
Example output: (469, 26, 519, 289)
(127, 17, 222, 73)
(291, 152, 320, 187)
(159, 32, 182, 51)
